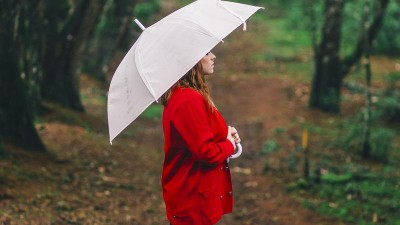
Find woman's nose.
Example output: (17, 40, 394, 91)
(210, 52, 216, 60)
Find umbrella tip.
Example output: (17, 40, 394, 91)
(134, 18, 146, 31)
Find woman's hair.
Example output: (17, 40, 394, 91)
(160, 62, 214, 110)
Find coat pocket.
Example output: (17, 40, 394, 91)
(199, 187, 222, 222)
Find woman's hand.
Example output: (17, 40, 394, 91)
(227, 126, 240, 149)
(230, 126, 241, 144)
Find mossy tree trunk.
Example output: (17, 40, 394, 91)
(0, 1, 45, 151)
(309, 0, 344, 113)
(41, 0, 106, 111)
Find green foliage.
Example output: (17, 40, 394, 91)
(134, 0, 162, 24)
(288, 177, 310, 190)
(264, 18, 311, 58)
(288, 147, 302, 172)
(376, 92, 400, 123)
(83, 0, 134, 80)
(293, 168, 400, 225)
(140, 104, 162, 120)
(340, 0, 364, 56)
(84, 0, 162, 80)
(341, 0, 400, 56)
(336, 113, 396, 162)
(273, 127, 286, 134)
(344, 72, 400, 124)
(261, 140, 279, 155)
(302, 123, 325, 134)
(375, 72, 400, 123)
(232, 0, 267, 5)
(321, 172, 353, 183)
(375, 1, 400, 55)
(385, 72, 400, 89)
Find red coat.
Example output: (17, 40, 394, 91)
(162, 87, 235, 225)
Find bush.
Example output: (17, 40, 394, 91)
(375, 72, 400, 123)
(336, 113, 396, 162)
(298, 173, 400, 225)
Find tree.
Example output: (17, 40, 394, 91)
(41, 0, 106, 111)
(361, 0, 372, 158)
(0, 1, 45, 151)
(309, 0, 344, 113)
(309, 0, 390, 113)
(83, 0, 138, 81)
(16, 1, 46, 117)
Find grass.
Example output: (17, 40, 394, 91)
(299, 174, 400, 225)
(283, 110, 400, 224)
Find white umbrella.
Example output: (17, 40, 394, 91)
(108, 0, 263, 158)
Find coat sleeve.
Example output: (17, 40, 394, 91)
(171, 93, 234, 165)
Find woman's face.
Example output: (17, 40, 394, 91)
(200, 52, 216, 75)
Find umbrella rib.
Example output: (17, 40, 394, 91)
(165, 17, 224, 43)
(217, 0, 247, 31)
(134, 42, 159, 102)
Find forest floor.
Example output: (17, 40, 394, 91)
(0, 74, 353, 225)
(1, 2, 399, 225)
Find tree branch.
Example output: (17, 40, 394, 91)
(340, 0, 390, 79)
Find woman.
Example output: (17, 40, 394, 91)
(161, 52, 241, 225)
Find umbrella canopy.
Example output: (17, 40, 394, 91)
(108, 0, 263, 143)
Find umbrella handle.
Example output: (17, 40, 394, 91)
(229, 143, 243, 159)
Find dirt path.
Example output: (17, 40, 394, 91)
(209, 75, 347, 225)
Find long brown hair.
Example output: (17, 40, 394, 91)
(160, 62, 215, 111)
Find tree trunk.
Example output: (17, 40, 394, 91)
(0, 1, 45, 151)
(0, 131, 4, 156)
(362, 0, 372, 158)
(0, 141, 4, 157)
(309, 0, 344, 113)
(18, 0, 46, 117)
(41, 0, 106, 111)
